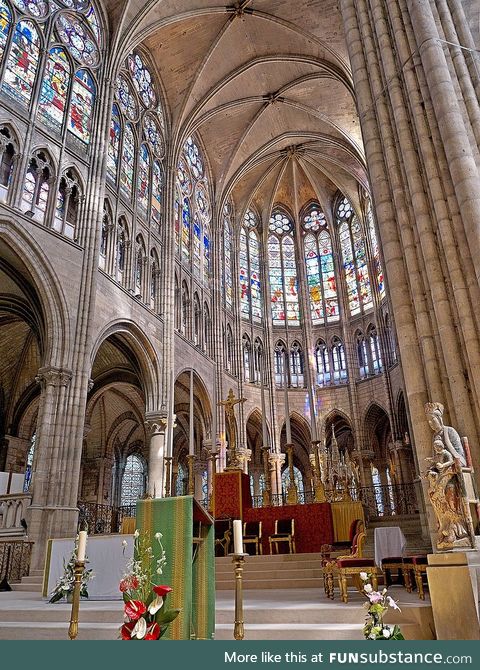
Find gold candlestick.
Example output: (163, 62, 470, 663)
(232, 553, 247, 640)
(187, 454, 195, 496)
(68, 560, 85, 640)
(164, 456, 172, 497)
(285, 444, 298, 505)
(261, 446, 272, 507)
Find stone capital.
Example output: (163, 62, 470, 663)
(145, 413, 168, 435)
(35, 366, 73, 389)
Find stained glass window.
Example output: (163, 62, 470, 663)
(224, 209, 233, 310)
(193, 212, 201, 277)
(239, 227, 249, 317)
(120, 454, 146, 507)
(2, 20, 40, 105)
(128, 51, 156, 108)
(249, 230, 262, 321)
(151, 160, 162, 225)
(67, 69, 95, 143)
(115, 75, 137, 121)
(269, 235, 284, 324)
(302, 205, 339, 324)
(181, 197, 191, 263)
(283, 236, 300, 325)
(367, 202, 385, 298)
(175, 135, 211, 280)
(143, 115, 164, 157)
(268, 209, 299, 325)
(12, 0, 48, 17)
(174, 189, 180, 250)
(203, 219, 210, 282)
(337, 196, 373, 315)
(85, 3, 100, 41)
(38, 47, 70, 130)
(137, 143, 150, 212)
(0, 1, 12, 63)
(107, 103, 121, 180)
(56, 14, 99, 67)
(120, 122, 135, 198)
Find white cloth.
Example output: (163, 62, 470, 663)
(374, 526, 407, 567)
(44, 534, 134, 600)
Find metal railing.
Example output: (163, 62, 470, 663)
(357, 482, 418, 518)
(0, 539, 33, 582)
(77, 502, 137, 535)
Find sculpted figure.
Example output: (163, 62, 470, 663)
(424, 404, 475, 551)
(424, 402, 466, 467)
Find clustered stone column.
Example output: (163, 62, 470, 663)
(145, 413, 168, 498)
(339, 0, 480, 543)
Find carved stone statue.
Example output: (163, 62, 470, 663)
(424, 403, 475, 551)
(425, 402, 467, 467)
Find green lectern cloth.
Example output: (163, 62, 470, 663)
(136, 496, 215, 640)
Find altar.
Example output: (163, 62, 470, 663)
(42, 534, 134, 600)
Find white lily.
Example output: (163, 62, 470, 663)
(364, 583, 373, 593)
(148, 595, 164, 615)
(382, 627, 392, 639)
(387, 595, 401, 611)
(131, 617, 147, 639)
(359, 572, 368, 581)
(155, 532, 163, 540)
(134, 529, 140, 538)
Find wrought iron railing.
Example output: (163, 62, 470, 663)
(357, 482, 418, 518)
(0, 539, 33, 582)
(77, 502, 137, 535)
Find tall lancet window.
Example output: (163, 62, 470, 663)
(366, 200, 385, 299)
(268, 209, 300, 325)
(336, 195, 372, 315)
(302, 204, 339, 324)
(175, 136, 211, 282)
(239, 209, 262, 322)
(223, 202, 233, 310)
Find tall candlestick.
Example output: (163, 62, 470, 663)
(77, 530, 87, 562)
(283, 353, 292, 444)
(233, 519, 243, 555)
(189, 369, 194, 456)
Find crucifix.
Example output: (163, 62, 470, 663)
(218, 388, 246, 470)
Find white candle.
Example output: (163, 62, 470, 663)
(233, 519, 243, 555)
(77, 530, 87, 562)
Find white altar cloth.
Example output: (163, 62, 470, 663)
(43, 534, 134, 600)
(374, 526, 407, 567)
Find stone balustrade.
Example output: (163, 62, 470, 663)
(0, 494, 32, 537)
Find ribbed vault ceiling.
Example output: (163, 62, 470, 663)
(103, 0, 366, 216)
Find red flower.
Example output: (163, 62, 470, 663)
(119, 575, 139, 593)
(124, 599, 147, 621)
(153, 585, 172, 597)
(144, 623, 161, 640)
(120, 622, 135, 640)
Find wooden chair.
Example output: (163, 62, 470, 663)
(243, 521, 262, 555)
(269, 519, 295, 554)
(214, 518, 232, 557)
(402, 555, 428, 600)
(337, 556, 378, 603)
(381, 556, 405, 587)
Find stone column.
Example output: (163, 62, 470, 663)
(26, 366, 76, 570)
(145, 413, 168, 498)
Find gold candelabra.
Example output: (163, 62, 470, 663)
(285, 444, 299, 505)
(68, 560, 85, 640)
(187, 454, 195, 496)
(164, 456, 172, 497)
(232, 553, 247, 640)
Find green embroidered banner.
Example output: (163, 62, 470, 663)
(136, 496, 215, 640)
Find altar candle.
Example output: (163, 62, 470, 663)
(77, 530, 87, 562)
(233, 519, 243, 555)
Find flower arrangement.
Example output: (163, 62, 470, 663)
(49, 539, 93, 604)
(120, 529, 180, 640)
(360, 572, 405, 640)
